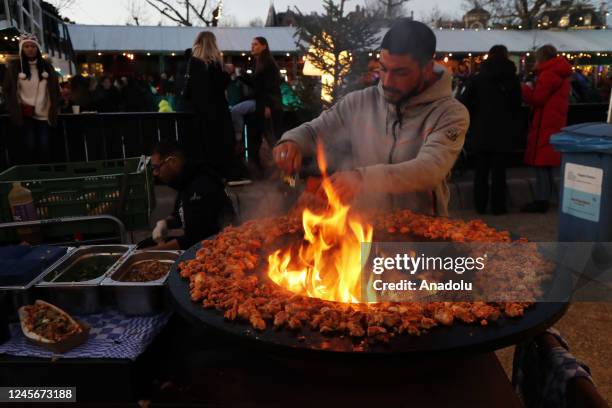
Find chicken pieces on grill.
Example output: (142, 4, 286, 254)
(179, 210, 547, 346)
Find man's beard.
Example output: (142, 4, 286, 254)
(382, 69, 425, 105)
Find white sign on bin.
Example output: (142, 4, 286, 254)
(562, 162, 603, 222)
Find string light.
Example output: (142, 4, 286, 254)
(147, 52, 151, 56)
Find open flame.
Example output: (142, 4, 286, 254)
(267, 144, 373, 303)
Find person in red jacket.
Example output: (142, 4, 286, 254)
(521, 44, 572, 213)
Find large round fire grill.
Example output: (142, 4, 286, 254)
(168, 240, 570, 356)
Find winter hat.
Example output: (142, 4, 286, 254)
(18, 33, 47, 80)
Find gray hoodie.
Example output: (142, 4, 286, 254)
(280, 64, 469, 216)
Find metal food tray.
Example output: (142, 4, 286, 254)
(101, 250, 181, 316)
(101, 250, 181, 286)
(0, 247, 77, 291)
(35, 245, 135, 287)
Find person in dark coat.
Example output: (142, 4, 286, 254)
(231, 36, 283, 169)
(521, 44, 572, 213)
(459, 45, 522, 215)
(183, 31, 237, 178)
(93, 76, 120, 112)
(146, 142, 235, 251)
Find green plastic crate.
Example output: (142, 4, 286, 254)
(0, 156, 155, 232)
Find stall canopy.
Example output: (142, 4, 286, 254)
(67, 24, 612, 55)
(67, 25, 299, 54)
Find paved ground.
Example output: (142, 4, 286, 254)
(454, 209, 612, 405)
(148, 171, 611, 404)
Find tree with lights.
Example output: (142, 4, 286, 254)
(294, 0, 380, 107)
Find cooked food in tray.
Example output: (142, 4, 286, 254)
(119, 260, 171, 282)
(18, 300, 89, 352)
(45, 254, 120, 283)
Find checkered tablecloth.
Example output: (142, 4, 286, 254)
(0, 310, 171, 361)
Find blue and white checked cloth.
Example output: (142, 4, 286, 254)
(0, 310, 171, 361)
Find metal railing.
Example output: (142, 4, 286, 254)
(0, 112, 194, 169)
(0, 103, 609, 170)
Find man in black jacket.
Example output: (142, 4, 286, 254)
(459, 45, 522, 215)
(147, 142, 235, 250)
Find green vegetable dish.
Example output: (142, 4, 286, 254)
(47, 255, 120, 283)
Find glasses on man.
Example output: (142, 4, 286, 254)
(152, 156, 174, 172)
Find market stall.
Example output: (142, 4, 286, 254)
(0, 145, 601, 405)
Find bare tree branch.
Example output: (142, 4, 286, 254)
(145, 0, 191, 25)
(47, 0, 77, 12)
(125, 0, 150, 26)
(144, 0, 219, 26)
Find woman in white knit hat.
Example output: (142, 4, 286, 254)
(2, 34, 59, 164)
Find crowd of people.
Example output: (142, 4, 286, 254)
(0, 31, 285, 181)
(1, 28, 611, 215)
(458, 43, 573, 215)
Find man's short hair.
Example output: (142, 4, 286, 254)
(381, 19, 436, 66)
(152, 141, 184, 159)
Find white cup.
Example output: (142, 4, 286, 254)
(72, 105, 80, 114)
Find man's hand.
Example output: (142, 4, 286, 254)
(273, 141, 303, 175)
(319, 170, 363, 204)
(152, 220, 168, 244)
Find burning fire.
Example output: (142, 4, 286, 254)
(267, 144, 373, 303)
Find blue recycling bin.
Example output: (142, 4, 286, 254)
(551, 123, 612, 242)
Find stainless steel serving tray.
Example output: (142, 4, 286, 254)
(101, 250, 181, 315)
(101, 250, 181, 287)
(35, 245, 135, 287)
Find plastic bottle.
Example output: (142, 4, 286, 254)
(8, 182, 42, 244)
